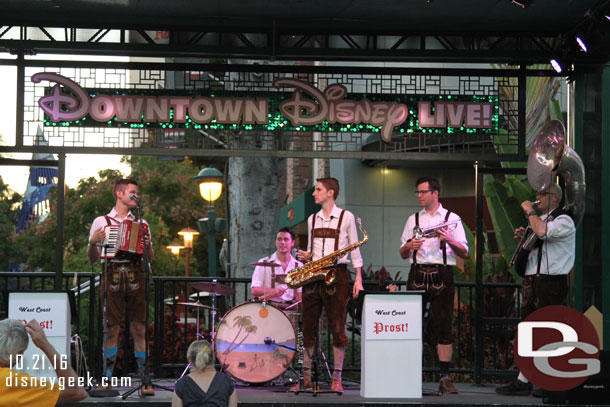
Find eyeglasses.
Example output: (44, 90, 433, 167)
(415, 189, 433, 195)
(536, 191, 555, 196)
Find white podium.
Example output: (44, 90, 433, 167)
(8, 292, 72, 379)
(361, 292, 423, 398)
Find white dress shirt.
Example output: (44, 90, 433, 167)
(251, 251, 302, 302)
(306, 205, 364, 268)
(525, 213, 575, 276)
(400, 203, 468, 266)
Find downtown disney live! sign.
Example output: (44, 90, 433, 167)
(33, 73, 498, 141)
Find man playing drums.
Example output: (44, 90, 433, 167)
(251, 227, 303, 307)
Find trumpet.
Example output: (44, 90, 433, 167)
(413, 219, 461, 239)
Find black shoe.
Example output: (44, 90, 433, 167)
(495, 379, 533, 396)
(532, 386, 543, 398)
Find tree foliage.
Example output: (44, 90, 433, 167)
(10, 156, 226, 277)
(0, 176, 22, 270)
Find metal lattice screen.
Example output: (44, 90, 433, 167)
(22, 65, 521, 159)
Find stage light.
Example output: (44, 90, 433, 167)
(575, 36, 588, 52)
(511, 0, 533, 8)
(550, 59, 562, 73)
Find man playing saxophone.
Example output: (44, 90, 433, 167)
(495, 182, 576, 396)
(399, 176, 468, 395)
(292, 177, 364, 393)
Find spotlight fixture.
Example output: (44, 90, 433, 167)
(511, 0, 533, 8)
(550, 58, 562, 73)
(575, 36, 588, 52)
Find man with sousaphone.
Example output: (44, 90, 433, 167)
(497, 120, 583, 397)
(496, 182, 576, 396)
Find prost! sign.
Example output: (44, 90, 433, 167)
(34, 73, 496, 142)
(364, 301, 421, 340)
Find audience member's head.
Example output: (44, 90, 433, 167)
(0, 319, 29, 366)
(187, 340, 214, 370)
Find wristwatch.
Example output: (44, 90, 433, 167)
(527, 211, 537, 217)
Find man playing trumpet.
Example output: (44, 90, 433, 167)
(496, 182, 576, 396)
(399, 176, 468, 394)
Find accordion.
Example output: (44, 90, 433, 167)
(101, 219, 149, 261)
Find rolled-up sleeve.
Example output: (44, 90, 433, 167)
(345, 212, 364, 268)
(541, 215, 575, 240)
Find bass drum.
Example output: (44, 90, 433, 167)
(214, 301, 296, 383)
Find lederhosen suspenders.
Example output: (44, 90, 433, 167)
(412, 210, 452, 265)
(534, 207, 569, 274)
(310, 210, 346, 259)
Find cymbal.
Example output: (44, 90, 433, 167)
(176, 301, 212, 310)
(191, 281, 236, 295)
(250, 261, 281, 267)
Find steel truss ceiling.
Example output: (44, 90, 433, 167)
(0, 25, 602, 64)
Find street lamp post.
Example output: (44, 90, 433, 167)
(178, 227, 199, 278)
(194, 167, 225, 278)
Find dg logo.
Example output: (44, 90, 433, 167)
(515, 305, 600, 391)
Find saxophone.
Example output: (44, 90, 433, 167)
(284, 217, 368, 288)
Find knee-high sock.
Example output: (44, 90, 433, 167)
(135, 351, 146, 375)
(303, 346, 313, 380)
(332, 346, 345, 381)
(104, 347, 118, 378)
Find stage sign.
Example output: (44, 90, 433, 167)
(34, 73, 498, 142)
(363, 294, 422, 340)
(8, 292, 71, 379)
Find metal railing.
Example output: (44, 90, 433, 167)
(0, 271, 97, 373)
(0, 272, 522, 382)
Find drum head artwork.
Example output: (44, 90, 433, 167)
(214, 302, 296, 383)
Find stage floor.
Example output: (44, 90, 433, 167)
(58, 379, 605, 407)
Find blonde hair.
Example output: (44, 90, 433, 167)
(187, 340, 214, 370)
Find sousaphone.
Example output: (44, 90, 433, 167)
(511, 120, 586, 275)
(526, 120, 586, 226)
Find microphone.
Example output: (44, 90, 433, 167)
(129, 193, 140, 203)
(264, 337, 275, 345)
(291, 248, 298, 259)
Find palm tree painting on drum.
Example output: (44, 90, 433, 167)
(223, 316, 258, 355)
(215, 303, 297, 383)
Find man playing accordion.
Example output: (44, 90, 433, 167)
(87, 179, 154, 395)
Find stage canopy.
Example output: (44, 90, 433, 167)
(1, 0, 609, 65)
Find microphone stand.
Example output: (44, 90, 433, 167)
(89, 242, 119, 398)
(122, 200, 172, 398)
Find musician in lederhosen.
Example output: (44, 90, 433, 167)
(293, 177, 364, 393)
(495, 182, 575, 396)
(251, 227, 303, 307)
(87, 179, 154, 395)
(399, 177, 468, 395)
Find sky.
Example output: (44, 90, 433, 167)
(0, 55, 130, 195)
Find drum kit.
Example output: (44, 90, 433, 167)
(171, 262, 304, 385)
